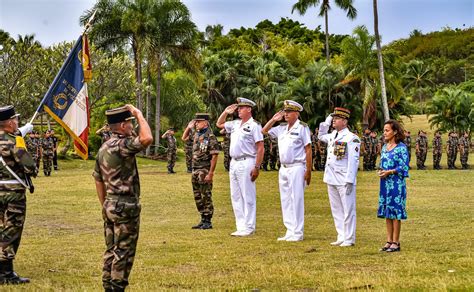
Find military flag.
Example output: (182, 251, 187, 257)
(36, 34, 91, 160)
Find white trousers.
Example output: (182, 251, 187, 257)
(279, 164, 305, 239)
(327, 184, 356, 244)
(229, 157, 257, 233)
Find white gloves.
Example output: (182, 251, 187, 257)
(324, 114, 333, 125)
(345, 183, 353, 196)
(19, 123, 34, 137)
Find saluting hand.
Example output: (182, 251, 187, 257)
(125, 104, 141, 117)
(225, 104, 238, 114)
(187, 120, 196, 130)
(272, 111, 284, 122)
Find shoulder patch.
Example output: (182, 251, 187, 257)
(16, 136, 26, 149)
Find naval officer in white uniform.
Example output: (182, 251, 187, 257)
(318, 107, 360, 247)
(262, 100, 312, 242)
(217, 98, 264, 236)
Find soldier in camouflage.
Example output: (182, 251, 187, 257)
(369, 131, 379, 170)
(182, 113, 220, 230)
(446, 131, 458, 169)
(41, 130, 55, 176)
(404, 130, 412, 169)
(26, 131, 40, 166)
(458, 131, 470, 169)
(93, 104, 153, 292)
(269, 135, 279, 170)
(184, 128, 194, 173)
(0, 105, 37, 285)
(432, 131, 443, 170)
(162, 128, 177, 174)
(220, 129, 231, 171)
(318, 139, 327, 170)
(312, 128, 321, 171)
(96, 124, 112, 144)
(361, 129, 371, 171)
(415, 130, 428, 170)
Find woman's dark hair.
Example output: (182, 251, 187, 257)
(384, 119, 405, 143)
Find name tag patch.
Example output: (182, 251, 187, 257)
(290, 132, 299, 136)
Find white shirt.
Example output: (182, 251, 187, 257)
(268, 119, 311, 164)
(318, 123, 360, 185)
(225, 117, 263, 159)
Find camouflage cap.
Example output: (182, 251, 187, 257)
(106, 106, 135, 124)
(0, 105, 20, 121)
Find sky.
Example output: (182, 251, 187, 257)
(0, 0, 472, 47)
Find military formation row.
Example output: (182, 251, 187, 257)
(24, 130, 59, 176)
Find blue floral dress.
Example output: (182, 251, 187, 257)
(377, 142, 409, 220)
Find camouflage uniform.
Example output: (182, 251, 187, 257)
(269, 136, 280, 170)
(99, 130, 112, 144)
(191, 127, 220, 227)
(432, 135, 442, 170)
(41, 136, 54, 176)
(222, 132, 231, 171)
(0, 130, 37, 283)
(184, 130, 194, 173)
(458, 135, 470, 169)
(26, 135, 39, 166)
(319, 140, 327, 170)
(369, 135, 379, 170)
(446, 134, 458, 169)
(164, 133, 177, 173)
(93, 133, 146, 291)
(415, 134, 428, 170)
(311, 132, 321, 171)
(404, 134, 412, 167)
(361, 133, 371, 171)
(262, 134, 270, 171)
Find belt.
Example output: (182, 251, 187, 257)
(233, 156, 255, 161)
(281, 162, 305, 168)
(0, 179, 25, 185)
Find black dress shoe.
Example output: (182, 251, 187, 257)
(0, 272, 30, 284)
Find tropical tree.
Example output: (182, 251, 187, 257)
(80, 0, 153, 111)
(428, 86, 473, 134)
(373, 0, 389, 121)
(402, 59, 434, 102)
(147, 0, 200, 153)
(292, 0, 357, 64)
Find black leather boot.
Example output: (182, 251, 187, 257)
(0, 261, 30, 284)
(192, 216, 205, 229)
(200, 215, 213, 229)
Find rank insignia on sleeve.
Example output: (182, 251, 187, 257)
(15, 136, 26, 149)
(353, 138, 360, 143)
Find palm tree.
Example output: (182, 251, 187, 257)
(292, 0, 357, 64)
(80, 0, 153, 111)
(403, 59, 434, 102)
(147, 0, 200, 154)
(373, 0, 389, 121)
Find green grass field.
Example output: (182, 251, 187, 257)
(3, 115, 473, 291)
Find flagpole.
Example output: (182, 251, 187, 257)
(29, 9, 97, 124)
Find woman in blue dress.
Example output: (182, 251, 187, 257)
(377, 120, 409, 252)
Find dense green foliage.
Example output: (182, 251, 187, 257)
(1, 2, 472, 155)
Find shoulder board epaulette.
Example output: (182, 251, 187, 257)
(254, 120, 261, 125)
(280, 122, 288, 126)
(352, 138, 361, 144)
(300, 121, 308, 127)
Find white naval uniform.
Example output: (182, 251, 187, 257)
(269, 120, 311, 241)
(318, 123, 360, 245)
(225, 118, 263, 234)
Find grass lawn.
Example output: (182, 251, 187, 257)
(3, 115, 473, 291)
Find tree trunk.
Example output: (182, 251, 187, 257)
(145, 66, 152, 156)
(324, 10, 330, 64)
(373, 0, 390, 122)
(154, 56, 162, 155)
(132, 37, 143, 111)
(362, 82, 370, 126)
